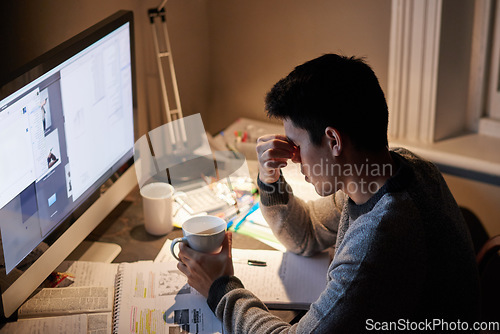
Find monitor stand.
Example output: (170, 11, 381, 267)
(66, 241, 121, 263)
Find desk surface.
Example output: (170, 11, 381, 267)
(83, 185, 302, 323)
(85, 186, 275, 263)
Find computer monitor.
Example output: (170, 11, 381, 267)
(0, 10, 137, 318)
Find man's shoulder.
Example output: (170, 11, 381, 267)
(390, 147, 443, 183)
(390, 147, 427, 164)
(358, 192, 421, 229)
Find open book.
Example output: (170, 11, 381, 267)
(1, 314, 96, 333)
(10, 261, 119, 333)
(12, 261, 221, 334)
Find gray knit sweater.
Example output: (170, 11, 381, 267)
(207, 148, 480, 333)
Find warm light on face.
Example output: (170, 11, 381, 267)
(282, 120, 393, 198)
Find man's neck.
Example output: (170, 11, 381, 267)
(342, 149, 396, 205)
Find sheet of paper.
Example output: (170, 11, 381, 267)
(115, 261, 222, 334)
(56, 261, 119, 287)
(1, 314, 87, 333)
(154, 239, 178, 263)
(232, 213, 287, 252)
(245, 209, 269, 227)
(232, 248, 329, 309)
(13, 312, 111, 334)
(87, 312, 112, 334)
(18, 286, 113, 318)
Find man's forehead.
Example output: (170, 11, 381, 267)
(283, 119, 306, 142)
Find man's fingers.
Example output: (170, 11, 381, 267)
(223, 232, 232, 256)
(263, 160, 288, 170)
(261, 148, 294, 162)
(178, 243, 197, 261)
(256, 136, 296, 155)
(177, 250, 190, 265)
(177, 260, 189, 275)
(257, 140, 295, 154)
(256, 134, 289, 143)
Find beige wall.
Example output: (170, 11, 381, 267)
(444, 174, 500, 238)
(434, 0, 475, 141)
(205, 0, 392, 133)
(0, 0, 391, 134)
(150, 0, 211, 136)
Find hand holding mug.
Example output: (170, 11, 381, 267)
(170, 215, 227, 261)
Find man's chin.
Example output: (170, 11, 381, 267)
(313, 182, 336, 197)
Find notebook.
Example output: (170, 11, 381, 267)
(232, 248, 330, 310)
(112, 261, 222, 334)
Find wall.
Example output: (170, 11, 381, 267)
(434, 0, 475, 141)
(444, 174, 500, 237)
(149, 0, 211, 135)
(0, 0, 392, 135)
(205, 0, 392, 133)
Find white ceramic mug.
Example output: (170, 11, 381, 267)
(140, 182, 178, 236)
(170, 215, 227, 261)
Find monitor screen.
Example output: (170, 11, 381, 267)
(0, 10, 136, 318)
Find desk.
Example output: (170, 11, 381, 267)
(80, 185, 304, 324)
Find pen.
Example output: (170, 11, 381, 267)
(247, 259, 267, 267)
(233, 258, 267, 267)
(233, 201, 260, 231)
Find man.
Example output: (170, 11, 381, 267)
(177, 54, 480, 333)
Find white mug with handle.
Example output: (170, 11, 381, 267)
(140, 182, 186, 236)
(170, 215, 227, 261)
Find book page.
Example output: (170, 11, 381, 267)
(18, 286, 113, 318)
(154, 239, 177, 263)
(232, 248, 330, 309)
(114, 261, 222, 334)
(55, 261, 119, 287)
(87, 312, 112, 334)
(232, 212, 286, 252)
(0, 314, 87, 333)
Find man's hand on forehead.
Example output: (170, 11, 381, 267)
(256, 134, 299, 184)
(280, 135, 300, 162)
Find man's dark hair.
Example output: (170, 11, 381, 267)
(265, 54, 388, 151)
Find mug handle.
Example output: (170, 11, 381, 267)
(170, 237, 187, 261)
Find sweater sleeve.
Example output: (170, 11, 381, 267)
(258, 174, 345, 256)
(208, 277, 296, 334)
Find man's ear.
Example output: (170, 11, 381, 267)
(325, 127, 342, 156)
